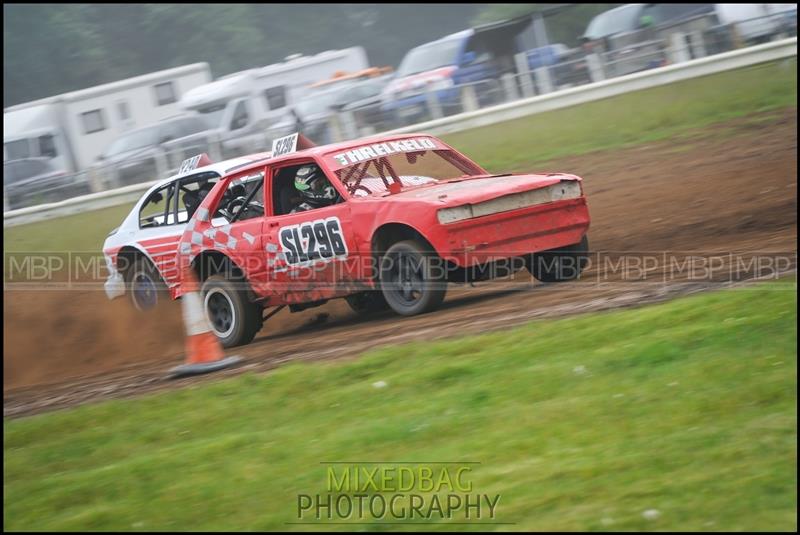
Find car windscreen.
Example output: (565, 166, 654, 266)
(327, 138, 484, 197)
(333, 80, 384, 107)
(295, 86, 353, 116)
(4, 159, 53, 183)
(641, 4, 716, 26)
(196, 105, 226, 128)
(584, 5, 643, 39)
(396, 38, 462, 77)
(105, 126, 160, 157)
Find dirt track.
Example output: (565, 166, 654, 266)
(4, 110, 797, 418)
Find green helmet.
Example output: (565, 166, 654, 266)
(294, 165, 336, 204)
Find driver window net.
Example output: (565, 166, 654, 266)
(335, 149, 482, 197)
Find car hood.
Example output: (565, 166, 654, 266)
(382, 66, 456, 98)
(100, 146, 160, 166)
(364, 173, 582, 205)
(5, 171, 70, 191)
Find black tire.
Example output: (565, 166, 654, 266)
(124, 257, 167, 312)
(345, 290, 390, 315)
(201, 274, 262, 348)
(527, 235, 590, 283)
(379, 239, 447, 316)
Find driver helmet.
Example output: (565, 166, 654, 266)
(294, 166, 336, 206)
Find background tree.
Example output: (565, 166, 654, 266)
(4, 3, 620, 108)
(473, 3, 622, 46)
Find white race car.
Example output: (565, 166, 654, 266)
(102, 152, 271, 311)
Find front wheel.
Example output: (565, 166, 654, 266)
(379, 240, 447, 316)
(201, 274, 263, 348)
(526, 235, 590, 283)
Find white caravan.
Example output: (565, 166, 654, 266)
(3, 63, 212, 174)
(179, 47, 369, 157)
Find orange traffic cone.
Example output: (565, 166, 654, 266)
(168, 266, 242, 378)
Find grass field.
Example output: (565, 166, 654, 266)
(4, 279, 797, 531)
(3, 58, 797, 254)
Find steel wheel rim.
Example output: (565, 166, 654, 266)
(132, 271, 157, 310)
(204, 288, 236, 338)
(386, 253, 424, 305)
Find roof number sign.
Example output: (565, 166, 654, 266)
(178, 154, 203, 175)
(272, 133, 299, 157)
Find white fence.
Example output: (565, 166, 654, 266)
(3, 37, 796, 228)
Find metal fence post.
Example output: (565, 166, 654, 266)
(460, 84, 480, 113)
(328, 113, 345, 142)
(585, 53, 606, 83)
(86, 168, 104, 194)
(425, 89, 443, 120)
(689, 30, 707, 59)
(339, 109, 358, 139)
(104, 163, 122, 190)
(154, 151, 168, 181)
(208, 132, 223, 162)
(534, 67, 554, 94)
(669, 32, 690, 63)
(514, 52, 535, 98)
(501, 73, 520, 102)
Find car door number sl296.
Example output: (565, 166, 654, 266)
(279, 217, 348, 266)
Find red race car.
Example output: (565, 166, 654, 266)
(173, 132, 591, 347)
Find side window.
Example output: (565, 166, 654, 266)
(264, 86, 287, 110)
(182, 117, 208, 135)
(271, 163, 341, 216)
(117, 101, 131, 122)
(81, 109, 106, 134)
(213, 171, 265, 225)
(177, 174, 220, 223)
(154, 81, 177, 106)
(159, 121, 183, 143)
(230, 100, 250, 131)
(139, 184, 176, 228)
(38, 134, 57, 158)
(5, 139, 31, 160)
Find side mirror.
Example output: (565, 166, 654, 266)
(462, 51, 477, 65)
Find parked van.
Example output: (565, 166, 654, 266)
(582, 3, 796, 60)
(178, 48, 369, 158)
(380, 15, 564, 125)
(3, 63, 212, 175)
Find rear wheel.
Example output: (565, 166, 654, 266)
(201, 274, 263, 348)
(526, 235, 590, 283)
(125, 257, 167, 311)
(379, 240, 447, 316)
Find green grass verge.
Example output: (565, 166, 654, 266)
(3, 203, 132, 253)
(3, 59, 797, 254)
(447, 58, 797, 170)
(4, 279, 797, 531)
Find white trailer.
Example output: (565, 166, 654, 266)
(179, 47, 369, 157)
(4, 63, 212, 173)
